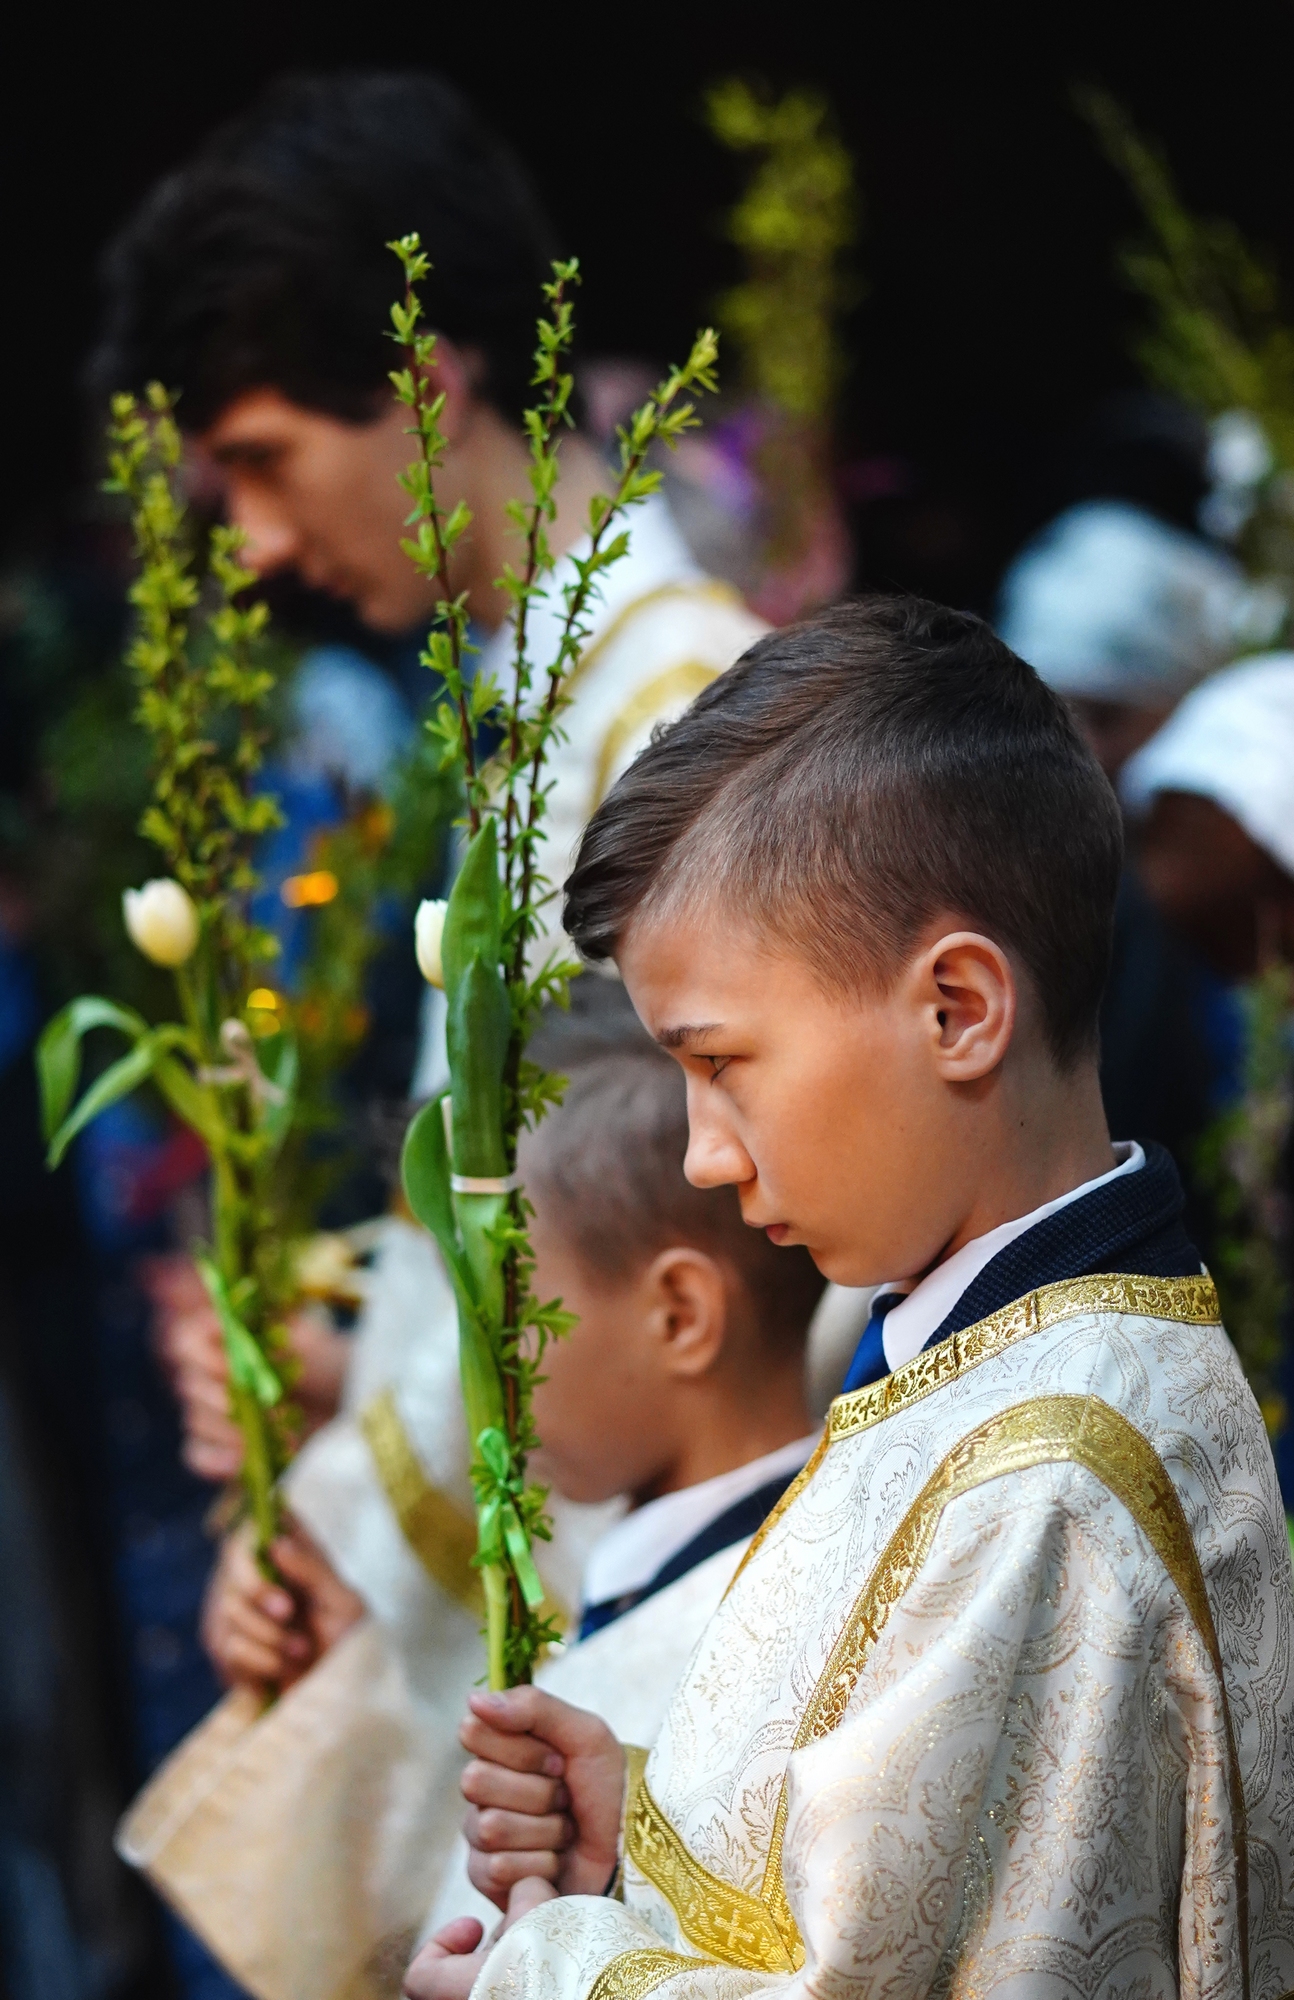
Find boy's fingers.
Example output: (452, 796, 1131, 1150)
(463, 1804, 573, 1855)
(467, 1847, 560, 1905)
(268, 1532, 329, 1593)
(460, 1761, 568, 1816)
(504, 1877, 558, 1926)
(431, 1919, 484, 1955)
(402, 1943, 484, 2000)
(467, 1687, 606, 1760)
(223, 1594, 294, 1647)
(459, 1715, 565, 1777)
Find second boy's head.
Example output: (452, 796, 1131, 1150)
(520, 988, 823, 1507)
(564, 596, 1124, 1289)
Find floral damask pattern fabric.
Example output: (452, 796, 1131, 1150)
(476, 1290, 1294, 2000)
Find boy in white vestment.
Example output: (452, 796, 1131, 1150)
(414, 594, 1294, 2000)
(119, 983, 823, 2000)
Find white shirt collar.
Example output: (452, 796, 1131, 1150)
(580, 1432, 818, 1609)
(879, 1140, 1147, 1373)
(476, 491, 703, 690)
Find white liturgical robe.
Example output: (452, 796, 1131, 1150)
(117, 500, 767, 2000)
(477, 1274, 1294, 2000)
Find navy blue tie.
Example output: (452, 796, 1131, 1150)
(840, 1290, 908, 1394)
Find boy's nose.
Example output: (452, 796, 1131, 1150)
(682, 1116, 753, 1192)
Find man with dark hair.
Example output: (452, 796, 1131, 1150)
(422, 594, 1294, 2000)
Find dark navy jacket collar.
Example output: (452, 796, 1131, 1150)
(842, 1141, 1202, 1399)
(929, 1138, 1201, 1347)
(577, 1467, 800, 1641)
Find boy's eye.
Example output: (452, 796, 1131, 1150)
(704, 1054, 731, 1079)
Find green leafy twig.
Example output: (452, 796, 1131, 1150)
(37, 387, 298, 1561)
(393, 235, 719, 1683)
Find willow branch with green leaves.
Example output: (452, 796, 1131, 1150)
(393, 234, 719, 1683)
(37, 386, 298, 1562)
(389, 244, 484, 831)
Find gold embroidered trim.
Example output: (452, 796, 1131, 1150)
(757, 1393, 1248, 1996)
(591, 660, 719, 811)
(623, 1740, 797, 1972)
(587, 1950, 705, 2000)
(562, 580, 745, 706)
(829, 1272, 1219, 1445)
(359, 1391, 483, 1612)
(724, 1432, 829, 1596)
(727, 1272, 1219, 1596)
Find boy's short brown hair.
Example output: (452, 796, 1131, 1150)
(563, 595, 1124, 1067)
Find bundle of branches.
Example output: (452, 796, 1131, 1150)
(1081, 88, 1294, 625)
(36, 389, 297, 1557)
(700, 79, 858, 621)
(391, 237, 718, 1686)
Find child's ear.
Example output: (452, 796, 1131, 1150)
(921, 932, 1017, 1081)
(645, 1247, 729, 1379)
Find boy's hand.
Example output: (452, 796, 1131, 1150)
(460, 1688, 624, 1908)
(200, 1518, 364, 1692)
(402, 1879, 556, 2000)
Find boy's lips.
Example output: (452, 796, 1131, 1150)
(764, 1223, 792, 1245)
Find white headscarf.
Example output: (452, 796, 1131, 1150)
(1121, 650, 1294, 877)
(996, 500, 1277, 706)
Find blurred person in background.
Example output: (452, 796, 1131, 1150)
(89, 67, 767, 2000)
(1121, 651, 1294, 1506)
(996, 495, 1260, 781)
(995, 479, 1269, 1205)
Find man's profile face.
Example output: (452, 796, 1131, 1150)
(189, 388, 439, 634)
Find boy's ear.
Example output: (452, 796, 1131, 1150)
(920, 931, 1017, 1082)
(644, 1247, 729, 1379)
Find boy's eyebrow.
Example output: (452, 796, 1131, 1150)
(656, 1022, 724, 1050)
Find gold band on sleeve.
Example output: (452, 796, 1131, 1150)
(727, 1271, 1220, 1594)
(756, 1392, 1248, 1996)
(587, 1950, 707, 2000)
(624, 1743, 798, 1972)
(359, 1390, 483, 1612)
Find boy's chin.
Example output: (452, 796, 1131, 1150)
(528, 1451, 614, 1509)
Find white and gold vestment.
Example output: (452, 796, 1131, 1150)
(116, 499, 766, 2000)
(479, 1276, 1294, 2000)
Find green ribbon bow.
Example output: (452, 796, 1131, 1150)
(473, 1426, 546, 1610)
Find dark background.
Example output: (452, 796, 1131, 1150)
(1, 11, 1291, 1997)
(2, 0, 1291, 608)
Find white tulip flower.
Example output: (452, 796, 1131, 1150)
(414, 898, 448, 988)
(123, 879, 200, 968)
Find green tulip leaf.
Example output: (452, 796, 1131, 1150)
(36, 996, 149, 1144)
(400, 1093, 479, 1316)
(441, 819, 503, 1002)
(45, 1034, 161, 1168)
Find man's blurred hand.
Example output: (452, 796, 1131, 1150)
(200, 1516, 365, 1692)
(139, 1253, 350, 1481)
